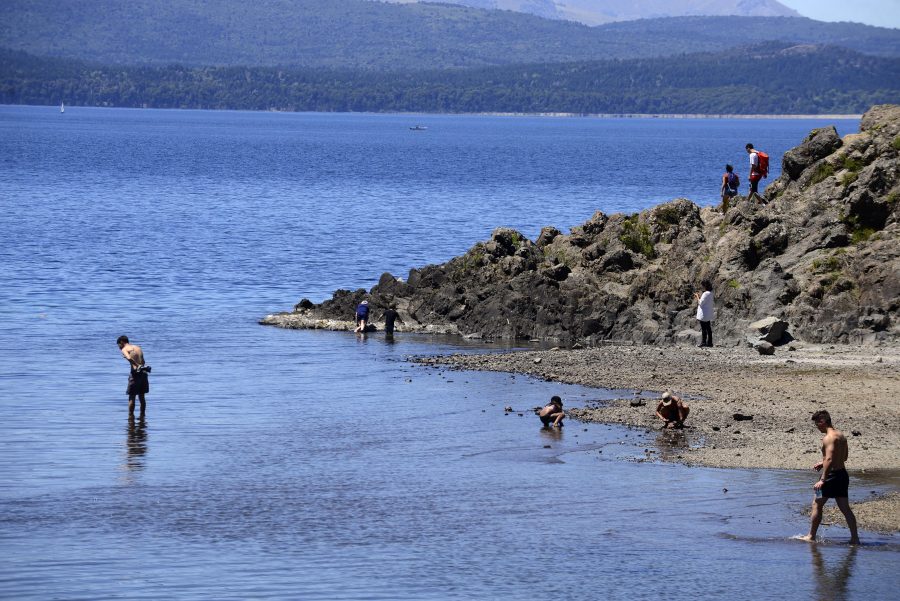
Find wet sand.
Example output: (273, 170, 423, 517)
(417, 342, 900, 533)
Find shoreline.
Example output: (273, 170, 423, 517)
(3, 103, 862, 120)
(415, 342, 900, 533)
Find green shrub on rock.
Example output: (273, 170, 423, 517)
(809, 162, 835, 185)
(619, 216, 656, 259)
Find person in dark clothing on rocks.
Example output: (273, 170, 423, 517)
(117, 335, 150, 417)
(720, 164, 740, 213)
(355, 300, 370, 333)
(381, 305, 402, 337)
(802, 410, 860, 545)
(538, 396, 565, 427)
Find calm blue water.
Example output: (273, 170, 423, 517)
(1, 105, 897, 600)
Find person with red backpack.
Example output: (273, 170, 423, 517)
(720, 163, 740, 212)
(745, 143, 769, 204)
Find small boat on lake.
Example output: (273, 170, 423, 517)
(60, 102, 65, 113)
(409, 125, 427, 131)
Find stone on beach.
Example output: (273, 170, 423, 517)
(754, 340, 776, 355)
(748, 316, 790, 345)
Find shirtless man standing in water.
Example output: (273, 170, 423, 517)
(117, 335, 149, 417)
(803, 410, 860, 545)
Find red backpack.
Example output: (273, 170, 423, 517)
(756, 151, 770, 178)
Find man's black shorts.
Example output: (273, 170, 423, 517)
(821, 468, 850, 498)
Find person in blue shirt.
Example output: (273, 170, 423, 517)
(355, 300, 370, 333)
(720, 164, 739, 213)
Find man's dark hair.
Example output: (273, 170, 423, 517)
(746, 143, 754, 150)
(812, 410, 832, 425)
(701, 279, 713, 291)
(117, 335, 129, 345)
(550, 395, 562, 406)
(725, 164, 733, 172)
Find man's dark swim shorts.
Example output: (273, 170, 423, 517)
(821, 468, 850, 498)
(127, 368, 150, 396)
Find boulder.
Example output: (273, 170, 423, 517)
(754, 340, 775, 355)
(781, 126, 843, 180)
(748, 316, 789, 344)
(536, 226, 561, 247)
(675, 329, 702, 345)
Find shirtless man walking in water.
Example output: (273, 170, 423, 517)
(803, 410, 860, 545)
(117, 335, 149, 417)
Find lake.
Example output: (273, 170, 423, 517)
(1, 105, 897, 599)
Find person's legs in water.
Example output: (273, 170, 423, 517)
(804, 497, 827, 541)
(834, 497, 860, 545)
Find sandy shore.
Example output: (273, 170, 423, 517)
(416, 342, 900, 533)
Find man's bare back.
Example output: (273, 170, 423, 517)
(121, 343, 145, 370)
(820, 429, 849, 471)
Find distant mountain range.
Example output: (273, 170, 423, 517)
(379, 0, 799, 26)
(1, 0, 899, 71)
(2, 0, 897, 115)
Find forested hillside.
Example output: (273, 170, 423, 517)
(1, 0, 899, 70)
(4, 43, 897, 115)
(379, 0, 799, 26)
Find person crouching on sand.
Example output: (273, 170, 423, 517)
(538, 396, 565, 428)
(656, 390, 689, 429)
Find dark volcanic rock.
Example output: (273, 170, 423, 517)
(782, 126, 843, 180)
(264, 105, 900, 345)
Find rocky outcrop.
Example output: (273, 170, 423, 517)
(262, 105, 900, 345)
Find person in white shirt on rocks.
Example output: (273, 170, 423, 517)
(694, 280, 715, 347)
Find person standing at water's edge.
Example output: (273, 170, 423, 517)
(381, 304, 402, 337)
(117, 335, 149, 416)
(803, 410, 860, 545)
(694, 279, 715, 348)
(355, 300, 369, 333)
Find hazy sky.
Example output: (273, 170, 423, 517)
(780, 0, 900, 29)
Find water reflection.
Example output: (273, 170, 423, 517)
(539, 425, 564, 443)
(652, 426, 692, 462)
(810, 544, 857, 601)
(121, 415, 148, 481)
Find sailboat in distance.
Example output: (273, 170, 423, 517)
(60, 102, 65, 113)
